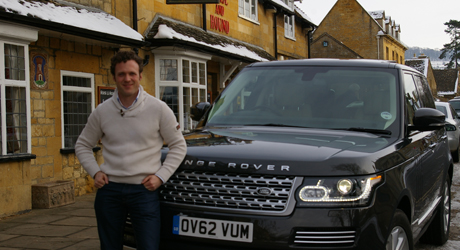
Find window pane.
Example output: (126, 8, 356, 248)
(191, 62, 198, 83)
(200, 89, 206, 103)
(199, 63, 206, 85)
(244, 0, 249, 17)
(182, 60, 190, 83)
(160, 59, 178, 81)
(160, 86, 179, 121)
(63, 76, 91, 87)
(63, 91, 92, 148)
(4, 44, 25, 81)
(192, 88, 198, 107)
(6, 87, 27, 154)
(183, 87, 192, 131)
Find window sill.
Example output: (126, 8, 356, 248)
(238, 14, 260, 25)
(60, 147, 101, 155)
(0, 153, 36, 163)
(284, 35, 296, 41)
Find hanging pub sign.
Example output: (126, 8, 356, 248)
(166, 0, 219, 4)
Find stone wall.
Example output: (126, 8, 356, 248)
(0, 161, 32, 217)
(28, 35, 107, 197)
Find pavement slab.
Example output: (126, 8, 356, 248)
(0, 236, 83, 249)
(3, 224, 86, 237)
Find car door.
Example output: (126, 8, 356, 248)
(402, 72, 445, 238)
(413, 74, 445, 230)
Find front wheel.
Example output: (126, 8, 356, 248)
(420, 178, 451, 245)
(385, 209, 413, 250)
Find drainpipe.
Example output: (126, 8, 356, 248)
(273, 8, 278, 60)
(203, 4, 207, 31)
(307, 27, 313, 58)
(133, 0, 138, 31)
(376, 34, 380, 59)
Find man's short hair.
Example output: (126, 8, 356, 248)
(110, 50, 143, 76)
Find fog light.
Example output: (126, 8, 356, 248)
(337, 179, 353, 195)
(299, 186, 328, 201)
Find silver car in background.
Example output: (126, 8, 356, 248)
(436, 101, 460, 162)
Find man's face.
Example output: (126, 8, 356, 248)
(113, 60, 142, 98)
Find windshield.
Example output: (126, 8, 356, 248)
(207, 66, 400, 135)
(448, 100, 460, 110)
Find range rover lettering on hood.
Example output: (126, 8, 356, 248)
(183, 160, 290, 171)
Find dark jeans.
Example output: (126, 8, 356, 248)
(94, 182, 160, 250)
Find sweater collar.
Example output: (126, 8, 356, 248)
(112, 85, 145, 111)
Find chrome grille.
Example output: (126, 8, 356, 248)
(160, 170, 298, 214)
(293, 230, 356, 247)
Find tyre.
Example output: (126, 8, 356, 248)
(452, 145, 459, 163)
(385, 209, 413, 250)
(420, 178, 451, 245)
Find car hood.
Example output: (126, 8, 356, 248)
(167, 127, 404, 176)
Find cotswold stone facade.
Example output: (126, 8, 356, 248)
(311, 0, 406, 62)
(0, 0, 315, 217)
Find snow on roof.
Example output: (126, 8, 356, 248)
(369, 10, 384, 19)
(0, 0, 143, 42)
(295, 5, 315, 24)
(269, 0, 293, 13)
(405, 58, 429, 76)
(154, 24, 269, 62)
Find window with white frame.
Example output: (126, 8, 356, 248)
(238, 0, 258, 22)
(156, 56, 207, 132)
(282, 0, 294, 9)
(0, 41, 30, 155)
(61, 71, 94, 149)
(282, 0, 295, 39)
(284, 14, 295, 39)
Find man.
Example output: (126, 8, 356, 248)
(75, 50, 187, 250)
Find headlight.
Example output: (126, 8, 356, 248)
(298, 175, 382, 207)
(445, 124, 457, 131)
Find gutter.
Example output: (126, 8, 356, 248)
(149, 39, 270, 63)
(0, 12, 148, 48)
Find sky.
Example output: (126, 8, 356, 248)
(298, 0, 460, 50)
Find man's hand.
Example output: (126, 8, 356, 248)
(94, 171, 109, 189)
(142, 175, 163, 191)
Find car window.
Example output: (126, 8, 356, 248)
(414, 75, 435, 108)
(207, 66, 400, 134)
(436, 105, 448, 117)
(403, 74, 422, 125)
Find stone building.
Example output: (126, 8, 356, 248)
(433, 69, 460, 101)
(405, 55, 439, 99)
(310, 0, 407, 63)
(0, 0, 315, 217)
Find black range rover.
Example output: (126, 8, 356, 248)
(125, 59, 452, 250)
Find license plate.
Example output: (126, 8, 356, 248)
(172, 215, 253, 243)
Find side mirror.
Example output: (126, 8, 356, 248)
(411, 108, 445, 131)
(190, 102, 211, 121)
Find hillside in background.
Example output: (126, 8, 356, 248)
(405, 47, 450, 69)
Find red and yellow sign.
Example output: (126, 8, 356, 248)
(210, 0, 229, 34)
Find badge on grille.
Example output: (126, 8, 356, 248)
(257, 187, 273, 196)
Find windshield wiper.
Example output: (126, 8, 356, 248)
(245, 123, 308, 128)
(338, 127, 392, 135)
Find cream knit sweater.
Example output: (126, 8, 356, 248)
(75, 86, 187, 184)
